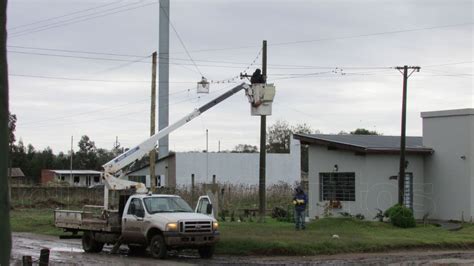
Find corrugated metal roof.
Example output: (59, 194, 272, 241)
(8, 168, 25, 177)
(51, 170, 102, 175)
(294, 134, 433, 154)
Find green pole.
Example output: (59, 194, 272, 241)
(0, 0, 11, 264)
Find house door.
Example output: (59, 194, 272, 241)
(403, 173, 413, 210)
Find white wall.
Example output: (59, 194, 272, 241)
(422, 109, 474, 220)
(175, 138, 301, 185)
(308, 145, 425, 220)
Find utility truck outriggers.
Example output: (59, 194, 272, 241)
(54, 82, 276, 259)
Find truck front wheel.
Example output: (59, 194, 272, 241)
(149, 235, 167, 259)
(82, 231, 104, 253)
(198, 245, 215, 259)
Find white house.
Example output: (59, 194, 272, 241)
(41, 169, 103, 187)
(294, 108, 473, 221)
(127, 138, 301, 186)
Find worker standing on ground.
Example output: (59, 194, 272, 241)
(250, 68, 265, 84)
(293, 186, 307, 230)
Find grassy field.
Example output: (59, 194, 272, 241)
(10, 208, 474, 255)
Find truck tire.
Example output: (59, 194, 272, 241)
(149, 235, 167, 259)
(82, 231, 104, 253)
(198, 245, 215, 259)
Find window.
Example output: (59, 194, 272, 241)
(319, 172, 355, 201)
(197, 198, 210, 214)
(127, 198, 145, 215)
(143, 197, 193, 214)
(73, 176, 80, 183)
(94, 175, 100, 183)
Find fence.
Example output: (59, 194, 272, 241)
(11, 186, 104, 208)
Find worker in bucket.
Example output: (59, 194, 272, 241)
(293, 186, 308, 230)
(250, 68, 265, 84)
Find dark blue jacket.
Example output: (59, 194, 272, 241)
(293, 192, 307, 212)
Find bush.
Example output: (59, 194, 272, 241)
(385, 204, 416, 228)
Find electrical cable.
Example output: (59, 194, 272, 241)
(9, 73, 197, 84)
(10, 1, 158, 38)
(159, 4, 203, 77)
(8, 0, 125, 30)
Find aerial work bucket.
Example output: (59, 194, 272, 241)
(245, 83, 276, 116)
(197, 77, 210, 93)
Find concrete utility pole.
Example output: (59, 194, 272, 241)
(259, 40, 267, 222)
(150, 52, 157, 191)
(395, 65, 420, 206)
(158, 0, 170, 159)
(0, 0, 11, 263)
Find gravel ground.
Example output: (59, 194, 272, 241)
(10, 232, 474, 265)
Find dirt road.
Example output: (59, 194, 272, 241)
(10, 232, 474, 265)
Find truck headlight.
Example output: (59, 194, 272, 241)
(166, 222, 178, 232)
(212, 221, 219, 231)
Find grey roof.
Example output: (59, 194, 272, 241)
(51, 170, 102, 175)
(293, 134, 433, 155)
(8, 168, 25, 177)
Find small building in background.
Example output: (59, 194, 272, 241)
(41, 169, 103, 187)
(8, 168, 31, 186)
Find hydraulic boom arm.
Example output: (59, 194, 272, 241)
(102, 82, 250, 177)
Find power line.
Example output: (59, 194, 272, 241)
(9, 73, 197, 83)
(159, 4, 203, 77)
(8, 0, 125, 30)
(8, 45, 146, 58)
(10, 1, 158, 38)
(19, 90, 206, 128)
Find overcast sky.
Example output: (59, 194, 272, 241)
(6, 0, 473, 154)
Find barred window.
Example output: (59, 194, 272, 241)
(319, 172, 355, 201)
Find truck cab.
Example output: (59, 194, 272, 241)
(122, 194, 219, 258)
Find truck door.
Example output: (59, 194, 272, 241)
(122, 198, 147, 244)
(195, 195, 214, 218)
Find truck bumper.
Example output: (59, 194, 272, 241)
(163, 231, 220, 248)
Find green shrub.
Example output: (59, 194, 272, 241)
(386, 204, 416, 228)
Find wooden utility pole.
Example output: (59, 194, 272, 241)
(150, 52, 157, 191)
(395, 65, 420, 205)
(0, 0, 11, 263)
(258, 40, 267, 222)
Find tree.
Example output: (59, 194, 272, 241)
(267, 120, 293, 153)
(267, 120, 317, 173)
(350, 128, 380, 135)
(8, 112, 15, 148)
(267, 120, 315, 153)
(232, 144, 258, 153)
(75, 135, 98, 170)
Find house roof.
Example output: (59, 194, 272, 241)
(8, 168, 25, 177)
(50, 170, 102, 175)
(293, 134, 433, 155)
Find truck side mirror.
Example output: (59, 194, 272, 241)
(206, 204, 213, 215)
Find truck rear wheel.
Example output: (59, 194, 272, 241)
(198, 245, 215, 259)
(149, 235, 167, 259)
(82, 231, 104, 253)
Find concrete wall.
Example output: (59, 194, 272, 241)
(176, 138, 301, 185)
(129, 156, 176, 187)
(422, 109, 474, 220)
(308, 145, 425, 219)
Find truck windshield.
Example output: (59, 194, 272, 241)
(143, 197, 194, 214)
